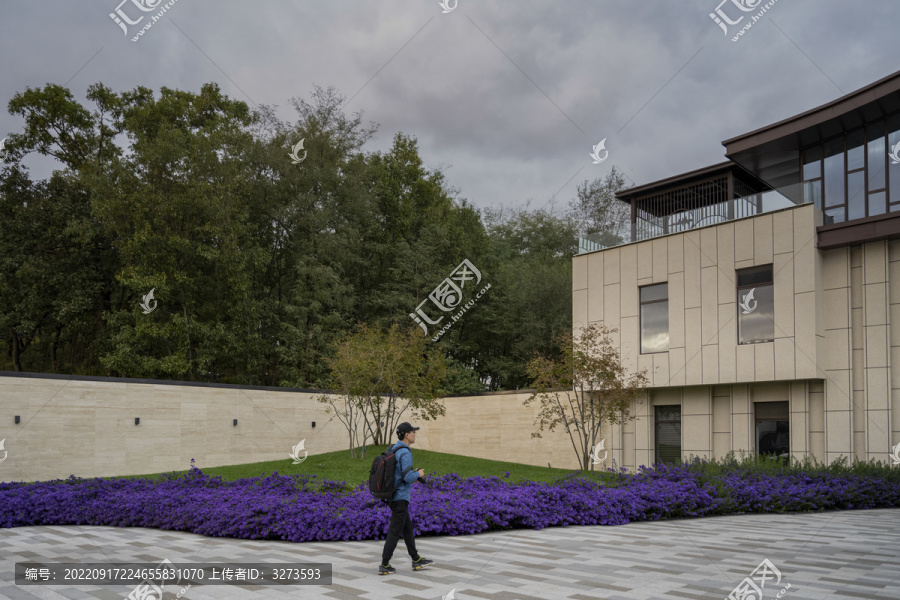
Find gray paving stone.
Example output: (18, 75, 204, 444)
(1, 509, 899, 599)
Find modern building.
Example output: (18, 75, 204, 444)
(574, 70, 900, 468)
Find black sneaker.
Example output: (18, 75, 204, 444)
(378, 563, 396, 575)
(411, 556, 434, 571)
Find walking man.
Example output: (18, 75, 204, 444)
(379, 422, 434, 575)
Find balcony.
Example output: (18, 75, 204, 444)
(577, 182, 809, 254)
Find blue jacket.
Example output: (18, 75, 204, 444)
(390, 441, 419, 502)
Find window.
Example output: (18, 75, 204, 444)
(889, 113, 900, 211)
(655, 405, 681, 464)
(823, 137, 845, 224)
(805, 117, 900, 223)
(847, 129, 866, 221)
(801, 146, 822, 210)
(640, 283, 668, 354)
(867, 121, 886, 193)
(737, 265, 774, 344)
(755, 401, 789, 459)
(847, 170, 866, 220)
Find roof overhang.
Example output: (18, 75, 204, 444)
(723, 70, 900, 189)
(615, 160, 769, 202)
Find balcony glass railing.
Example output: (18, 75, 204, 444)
(577, 183, 809, 254)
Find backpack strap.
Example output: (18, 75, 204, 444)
(392, 443, 413, 476)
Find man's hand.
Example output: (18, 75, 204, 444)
(417, 469, 425, 477)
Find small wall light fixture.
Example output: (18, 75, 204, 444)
(311, 421, 316, 428)
(233, 419, 238, 426)
(135, 417, 140, 425)
(15, 415, 20, 424)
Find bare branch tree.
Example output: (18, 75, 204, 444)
(524, 322, 649, 471)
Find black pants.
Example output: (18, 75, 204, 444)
(381, 499, 418, 565)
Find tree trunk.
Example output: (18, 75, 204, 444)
(50, 322, 63, 373)
(10, 328, 22, 371)
(183, 305, 194, 381)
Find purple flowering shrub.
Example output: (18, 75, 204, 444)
(1, 460, 898, 542)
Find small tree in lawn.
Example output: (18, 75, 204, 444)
(319, 323, 447, 459)
(524, 322, 648, 471)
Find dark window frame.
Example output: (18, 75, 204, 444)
(754, 401, 789, 459)
(654, 405, 682, 464)
(737, 264, 774, 345)
(802, 113, 900, 225)
(639, 282, 669, 355)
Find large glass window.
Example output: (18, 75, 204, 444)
(737, 265, 774, 344)
(867, 121, 886, 192)
(801, 146, 822, 210)
(869, 191, 886, 217)
(655, 405, 681, 464)
(640, 283, 668, 354)
(847, 129, 865, 171)
(802, 146, 821, 180)
(807, 115, 900, 223)
(823, 137, 845, 218)
(889, 114, 900, 211)
(755, 401, 789, 459)
(847, 170, 866, 220)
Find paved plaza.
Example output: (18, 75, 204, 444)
(1, 509, 898, 600)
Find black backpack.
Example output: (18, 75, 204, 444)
(369, 443, 412, 500)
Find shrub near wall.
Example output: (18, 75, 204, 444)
(2, 459, 899, 542)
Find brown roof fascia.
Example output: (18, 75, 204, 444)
(616, 161, 733, 200)
(723, 69, 900, 155)
(817, 211, 900, 250)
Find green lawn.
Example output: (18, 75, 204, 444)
(117, 446, 613, 487)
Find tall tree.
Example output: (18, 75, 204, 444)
(1, 82, 123, 374)
(570, 166, 630, 247)
(524, 322, 649, 471)
(318, 323, 447, 458)
(450, 205, 576, 390)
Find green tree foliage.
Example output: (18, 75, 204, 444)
(318, 323, 446, 458)
(448, 205, 576, 390)
(524, 323, 649, 471)
(570, 166, 630, 247)
(0, 81, 625, 393)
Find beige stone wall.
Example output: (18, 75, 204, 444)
(0, 375, 587, 482)
(573, 203, 825, 388)
(609, 381, 827, 470)
(821, 240, 898, 463)
(575, 202, 897, 466)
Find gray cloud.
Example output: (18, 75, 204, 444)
(1, 0, 897, 213)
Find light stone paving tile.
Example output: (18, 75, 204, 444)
(2, 510, 900, 599)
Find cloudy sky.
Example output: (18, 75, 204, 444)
(1, 0, 897, 215)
